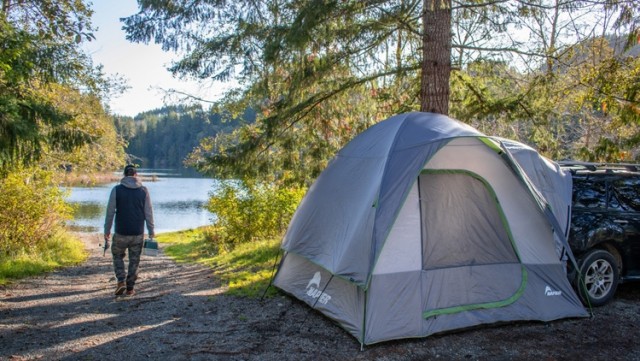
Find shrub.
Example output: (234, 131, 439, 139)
(206, 180, 306, 248)
(0, 167, 73, 257)
(0, 230, 86, 284)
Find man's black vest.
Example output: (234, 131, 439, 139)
(115, 185, 148, 236)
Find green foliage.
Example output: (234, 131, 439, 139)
(39, 83, 126, 173)
(0, 19, 84, 171)
(545, 38, 640, 161)
(0, 1, 117, 174)
(0, 231, 87, 285)
(0, 167, 73, 257)
(449, 61, 569, 159)
(188, 94, 382, 185)
(123, 0, 640, 183)
(124, 0, 422, 185)
(1, 0, 95, 44)
(0, 0, 123, 281)
(205, 180, 306, 249)
(449, 37, 640, 162)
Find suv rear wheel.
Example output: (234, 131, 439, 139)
(577, 249, 620, 307)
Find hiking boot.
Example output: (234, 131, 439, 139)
(115, 282, 126, 296)
(125, 289, 136, 296)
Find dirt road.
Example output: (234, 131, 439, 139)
(1, 233, 639, 360)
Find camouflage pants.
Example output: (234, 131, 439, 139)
(111, 234, 144, 290)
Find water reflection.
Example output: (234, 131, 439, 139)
(65, 169, 217, 234)
(155, 200, 208, 211)
(72, 203, 103, 219)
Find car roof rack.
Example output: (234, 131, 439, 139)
(558, 160, 640, 172)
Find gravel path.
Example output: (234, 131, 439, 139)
(1, 233, 640, 360)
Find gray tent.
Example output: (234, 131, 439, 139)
(273, 112, 587, 346)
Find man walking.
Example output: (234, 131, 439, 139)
(104, 164, 155, 296)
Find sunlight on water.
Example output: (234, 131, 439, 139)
(65, 169, 217, 234)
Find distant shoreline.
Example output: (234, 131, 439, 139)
(61, 172, 159, 186)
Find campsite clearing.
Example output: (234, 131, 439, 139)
(1, 232, 639, 360)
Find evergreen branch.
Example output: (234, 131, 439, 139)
(256, 65, 420, 156)
(162, 88, 218, 104)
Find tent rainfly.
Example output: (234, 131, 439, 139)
(273, 112, 588, 346)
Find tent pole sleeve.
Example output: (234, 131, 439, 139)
(361, 287, 368, 347)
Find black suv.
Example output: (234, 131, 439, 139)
(560, 161, 640, 306)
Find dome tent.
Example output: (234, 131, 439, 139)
(273, 112, 587, 346)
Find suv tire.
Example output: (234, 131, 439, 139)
(576, 249, 620, 307)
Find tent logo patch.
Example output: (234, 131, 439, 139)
(305, 272, 332, 305)
(545, 286, 562, 296)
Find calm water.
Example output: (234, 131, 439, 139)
(66, 169, 217, 234)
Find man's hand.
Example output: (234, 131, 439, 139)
(103, 234, 111, 256)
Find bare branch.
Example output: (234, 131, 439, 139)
(453, 44, 555, 59)
(452, 0, 510, 11)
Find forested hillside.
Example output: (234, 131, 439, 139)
(114, 105, 252, 169)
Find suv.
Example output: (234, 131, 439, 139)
(560, 161, 640, 306)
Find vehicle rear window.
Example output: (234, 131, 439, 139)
(612, 177, 640, 211)
(573, 177, 607, 208)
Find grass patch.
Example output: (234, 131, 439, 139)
(155, 228, 217, 263)
(157, 227, 283, 297)
(0, 231, 87, 285)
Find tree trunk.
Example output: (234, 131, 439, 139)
(421, 0, 452, 115)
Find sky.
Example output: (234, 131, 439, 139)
(84, 1, 226, 117)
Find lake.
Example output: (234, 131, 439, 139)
(65, 169, 217, 234)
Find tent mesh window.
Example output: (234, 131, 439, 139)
(419, 171, 518, 268)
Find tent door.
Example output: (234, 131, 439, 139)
(419, 170, 525, 318)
